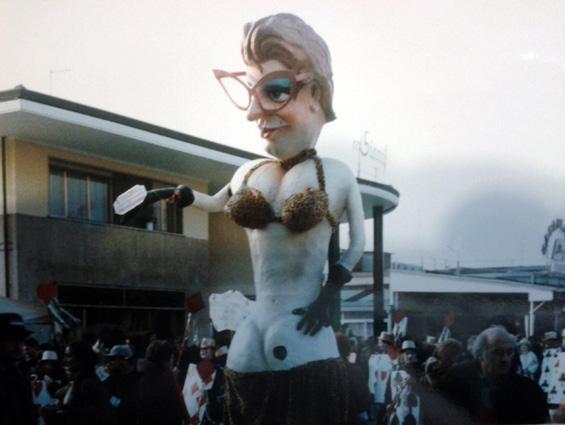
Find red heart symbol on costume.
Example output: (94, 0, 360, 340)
(381, 371, 388, 381)
(33, 381, 42, 397)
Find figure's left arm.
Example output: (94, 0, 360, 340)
(294, 166, 365, 336)
(337, 172, 366, 272)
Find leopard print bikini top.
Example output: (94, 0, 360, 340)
(226, 149, 337, 233)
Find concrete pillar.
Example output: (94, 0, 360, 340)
(373, 206, 385, 336)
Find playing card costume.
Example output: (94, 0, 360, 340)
(182, 338, 226, 425)
(538, 346, 565, 405)
(368, 332, 398, 424)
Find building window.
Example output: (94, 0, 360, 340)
(112, 173, 183, 234)
(49, 163, 109, 223)
(49, 160, 183, 234)
(152, 181, 182, 233)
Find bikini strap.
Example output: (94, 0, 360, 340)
(243, 160, 276, 185)
(312, 156, 338, 232)
(312, 155, 326, 192)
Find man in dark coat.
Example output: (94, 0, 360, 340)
(60, 340, 114, 425)
(104, 344, 140, 425)
(442, 326, 548, 425)
(0, 313, 37, 425)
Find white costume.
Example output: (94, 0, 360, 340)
(368, 353, 397, 404)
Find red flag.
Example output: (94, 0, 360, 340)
(36, 282, 58, 305)
(185, 292, 205, 314)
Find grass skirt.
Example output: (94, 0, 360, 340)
(224, 358, 350, 425)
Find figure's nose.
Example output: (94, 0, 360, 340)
(246, 95, 263, 122)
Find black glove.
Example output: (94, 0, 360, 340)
(292, 264, 352, 336)
(146, 185, 194, 208)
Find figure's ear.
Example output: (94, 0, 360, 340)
(310, 81, 322, 103)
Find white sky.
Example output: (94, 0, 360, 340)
(1, 0, 564, 268)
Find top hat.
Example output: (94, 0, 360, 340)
(41, 350, 59, 362)
(518, 338, 530, 347)
(378, 332, 394, 344)
(401, 340, 417, 352)
(544, 331, 558, 341)
(0, 313, 32, 341)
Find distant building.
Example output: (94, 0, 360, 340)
(343, 253, 565, 340)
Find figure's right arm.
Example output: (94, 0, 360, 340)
(191, 183, 231, 213)
(368, 355, 375, 394)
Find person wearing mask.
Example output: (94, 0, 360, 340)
(384, 340, 423, 425)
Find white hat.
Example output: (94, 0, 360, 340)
(544, 331, 558, 341)
(401, 340, 416, 352)
(41, 350, 59, 362)
(378, 332, 394, 344)
(425, 336, 437, 345)
(200, 337, 216, 349)
(105, 344, 133, 359)
(518, 338, 530, 347)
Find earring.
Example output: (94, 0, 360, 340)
(310, 104, 319, 113)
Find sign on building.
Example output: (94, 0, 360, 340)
(542, 219, 565, 274)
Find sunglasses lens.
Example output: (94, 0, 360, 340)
(219, 77, 250, 109)
(257, 77, 293, 111)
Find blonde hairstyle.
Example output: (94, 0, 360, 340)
(241, 13, 336, 122)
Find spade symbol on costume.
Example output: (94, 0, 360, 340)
(393, 372, 403, 385)
(546, 366, 550, 373)
(390, 414, 400, 425)
(546, 351, 551, 358)
(554, 352, 559, 358)
(403, 412, 417, 425)
(560, 374, 565, 382)
(551, 386, 558, 395)
(407, 392, 418, 408)
(542, 380, 549, 388)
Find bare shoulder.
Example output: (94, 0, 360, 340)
(231, 158, 273, 190)
(320, 157, 357, 186)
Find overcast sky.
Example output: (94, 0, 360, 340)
(1, 0, 564, 268)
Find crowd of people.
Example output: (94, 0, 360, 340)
(2, 309, 565, 425)
(356, 328, 564, 425)
(0, 312, 227, 425)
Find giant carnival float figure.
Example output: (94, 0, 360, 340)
(115, 13, 365, 425)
